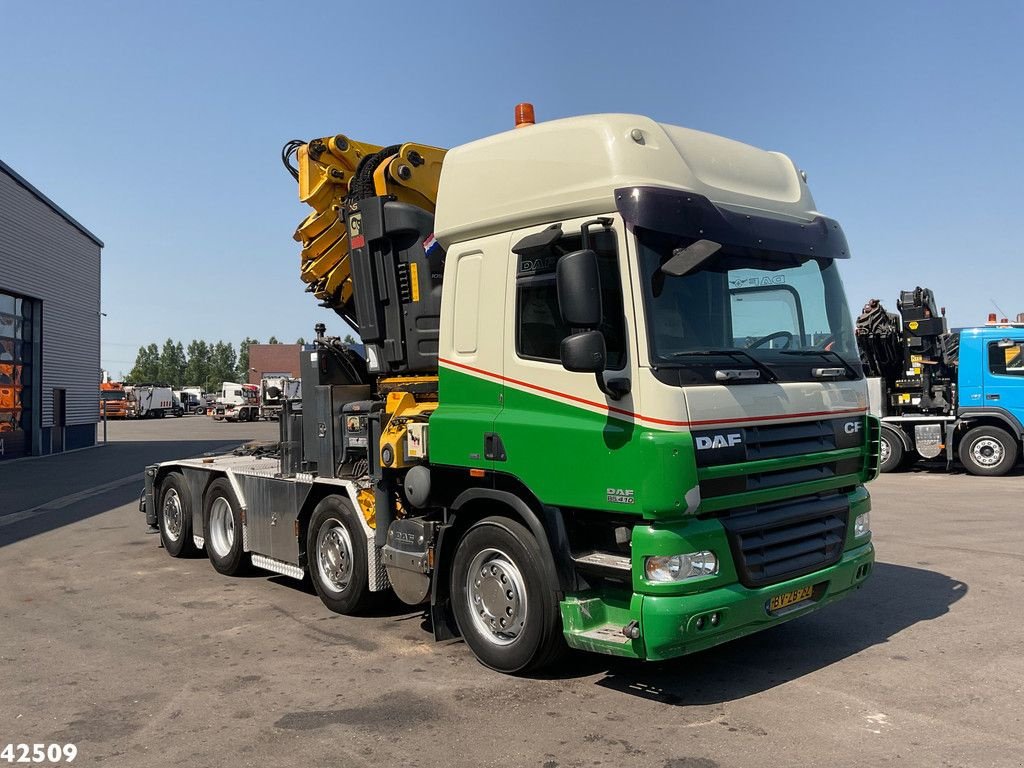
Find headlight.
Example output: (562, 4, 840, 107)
(854, 511, 871, 538)
(645, 551, 718, 582)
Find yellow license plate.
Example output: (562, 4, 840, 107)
(768, 585, 814, 612)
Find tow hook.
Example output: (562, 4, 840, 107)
(622, 620, 641, 640)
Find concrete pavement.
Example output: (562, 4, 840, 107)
(0, 424, 1021, 767)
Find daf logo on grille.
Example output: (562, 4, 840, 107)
(844, 421, 862, 434)
(695, 433, 743, 450)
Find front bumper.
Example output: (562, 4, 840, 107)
(639, 541, 873, 660)
(562, 541, 874, 660)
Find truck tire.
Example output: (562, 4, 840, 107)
(203, 478, 249, 575)
(450, 516, 565, 674)
(959, 426, 1019, 476)
(159, 473, 198, 557)
(307, 496, 371, 614)
(879, 428, 904, 473)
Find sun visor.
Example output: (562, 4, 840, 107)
(616, 186, 850, 260)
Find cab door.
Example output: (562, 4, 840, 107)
(491, 216, 639, 509)
(983, 337, 1024, 421)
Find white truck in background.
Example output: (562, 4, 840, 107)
(259, 375, 301, 420)
(213, 382, 260, 422)
(128, 385, 175, 418)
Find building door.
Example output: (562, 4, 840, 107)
(52, 388, 66, 453)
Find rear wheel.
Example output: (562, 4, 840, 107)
(307, 496, 371, 614)
(879, 428, 905, 473)
(203, 478, 249, 575)
(450, 517, 565, 674)
(959, 426, 1018, 476)
(159, 473, 197, 557)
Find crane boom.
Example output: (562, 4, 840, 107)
(284, 135, 446, 328)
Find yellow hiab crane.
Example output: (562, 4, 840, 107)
(284, 135, 446, 321)
(282, 134, 448, 522)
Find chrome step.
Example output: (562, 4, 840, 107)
(572, 551, 631, 572)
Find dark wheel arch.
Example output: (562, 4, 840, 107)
(430, 487, 571, 642)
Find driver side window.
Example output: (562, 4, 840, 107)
(514, 230, 627, 369)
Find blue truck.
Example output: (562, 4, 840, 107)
(857, 287, 1024, 475)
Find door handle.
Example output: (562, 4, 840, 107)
(986, 394, 1000, 400)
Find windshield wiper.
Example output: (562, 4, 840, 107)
(667, 349, 779, 382)
(779, 349, 860, 379)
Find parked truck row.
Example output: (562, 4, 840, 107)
(142, 106, 878, 674)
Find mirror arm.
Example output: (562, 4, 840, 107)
(595, 373, 630, 401)
(580, 217, 614, 250)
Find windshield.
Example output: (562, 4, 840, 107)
(636, 233, 859, 374)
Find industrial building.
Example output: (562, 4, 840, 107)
(247, 343, 302, 385)
(0, 159, 103, 461)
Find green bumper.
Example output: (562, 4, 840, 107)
(561, 541, 874, 661)
(639, 541, 874, 660)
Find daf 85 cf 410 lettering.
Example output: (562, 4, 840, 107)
(141, 107, 878, 673)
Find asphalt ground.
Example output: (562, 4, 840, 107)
(1, 419, 1021, 767)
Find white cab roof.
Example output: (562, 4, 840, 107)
(434, 113, 819, 247)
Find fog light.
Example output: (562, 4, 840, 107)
(645, 551, 718, 582)
(695, 616, 705, 630)
(710, 612, 720, 627)
(854, 512, 871, 538)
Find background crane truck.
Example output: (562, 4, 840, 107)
(857, 288, 1024, 475)
(141, 107, 879, 673)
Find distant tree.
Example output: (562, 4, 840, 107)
(343, 333, 357, 345)
(236, 336, 259, 380)
(268, 335, 280, 345)
(126, 343, 160, 383)
(184, 340, 211, 388)
(207, 341, 238, 392)
(295, 336, 306, 346)
(157, 338, 187, 385)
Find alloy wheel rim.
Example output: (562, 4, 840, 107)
(208, 497, 235, 557)
(162, 489, 182, 542)
(466, 547, 527, 647)
(317, 519, 354, 593)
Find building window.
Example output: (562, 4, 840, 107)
(514, 229, 626, 368)
(0, 290, 36, 460)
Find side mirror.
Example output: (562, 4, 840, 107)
(557, 249, 602, 328)
(560, 330, 606, 373)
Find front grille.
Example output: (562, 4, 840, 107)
(717, 493, 849, 588)
(692, 416, 865, 467)
(701, 457, 863, 498)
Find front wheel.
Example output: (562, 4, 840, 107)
(307, 496, 371, 614)
(959, 426, 1019, 476)
(450, 517, 565, 674)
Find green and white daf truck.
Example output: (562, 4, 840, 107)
(142, 107, 879, 674)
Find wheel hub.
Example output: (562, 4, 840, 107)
(880, 439, 891, 464)
(317, 521, 353, 593)
(208, 497, 234, 557)
(162, 489, 182, 542)
(466, 548, 527, 646)
(972, 438, 1003, 467)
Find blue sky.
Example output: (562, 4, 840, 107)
(2, 1, 1021, 375)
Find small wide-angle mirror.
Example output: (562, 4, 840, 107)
(660, 239, 722, 277)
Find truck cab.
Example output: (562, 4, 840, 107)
(952, 326, 1024, 471)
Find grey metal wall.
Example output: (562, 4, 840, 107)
(0, 169, 101, 434)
